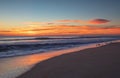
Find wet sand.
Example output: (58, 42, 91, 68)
(17, 42, 120, 78)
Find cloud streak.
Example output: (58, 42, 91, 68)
(89, 19, 110, 24)
(22, 18, 111, 28)
(0, 30, 12, 32)
(56, 20, 83, 23)
(55, 18, 110, 25)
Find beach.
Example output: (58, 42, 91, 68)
(16, 42, 120, 78)
(0, 42, 104, 78)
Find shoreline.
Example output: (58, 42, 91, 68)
(0, 40, 120, 78)
(0, 39, 119, 58)
(17, 41, 120, 78)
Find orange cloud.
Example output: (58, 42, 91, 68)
(23, 22, 55, 26)
(56, 20, 83, 23)
(0, 30, 11, 32)
(22, 18, 111, 28)
(55, 19, 110, 25)
(89, 19, 110, 24)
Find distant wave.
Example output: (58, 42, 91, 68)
(0, 35, 120, 41)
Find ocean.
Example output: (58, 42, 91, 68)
(0, 35, 120, 58)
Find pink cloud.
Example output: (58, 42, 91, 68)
(22, 18, 111, 27)
(56, 19, 110, 25)
(89, 19, 110, 24)
(56, 20, 83, 23)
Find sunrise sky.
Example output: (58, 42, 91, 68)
(0, 0, 120, 36)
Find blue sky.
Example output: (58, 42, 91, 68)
(0, 0, 120, 36)
(0, 0, 119, 25)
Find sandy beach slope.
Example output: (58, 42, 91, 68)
(17, 42, 120, 78)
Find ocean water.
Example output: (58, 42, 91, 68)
(0, 35, 120, 58)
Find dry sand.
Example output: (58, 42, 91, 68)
(17, 42, 120, 78)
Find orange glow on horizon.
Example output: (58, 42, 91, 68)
(0, 25, 120, 36)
